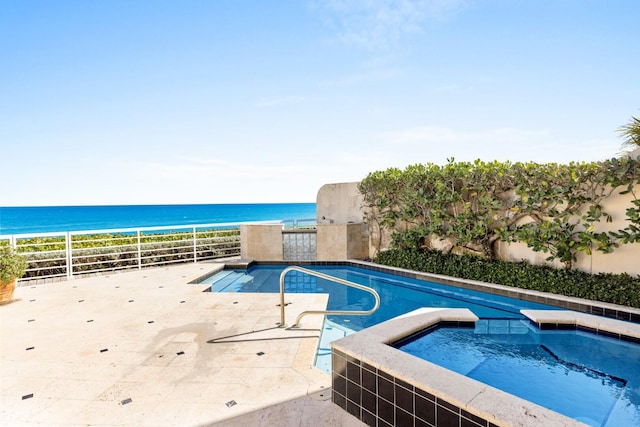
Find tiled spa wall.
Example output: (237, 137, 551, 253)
(331, 349, 498, 427)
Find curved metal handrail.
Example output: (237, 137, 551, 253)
(279, 266, 380, 328)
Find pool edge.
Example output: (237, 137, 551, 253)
(345, 260, 640, 325)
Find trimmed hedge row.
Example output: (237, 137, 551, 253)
(373, 249, 640, 308)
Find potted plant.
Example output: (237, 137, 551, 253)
(0, 246, 28, 304)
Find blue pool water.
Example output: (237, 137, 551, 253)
(204, 265, 557, 331)
(394, 320, 640, 427)
(203, 264, 640, 426)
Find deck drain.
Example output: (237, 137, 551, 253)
(148, 321, 154, 324)
(87, 320, 94, 323)
(26, 347, 35, 351)
(78, 300, 84, 303)
(27, 319, 35, 323)
(121, 398, 132, 405)
(29, 299, 35, 302)
(22, 393, 34, 400)
(128, 300, 134, 303)
(233, 301, 238, 304)
(100, 348, 108, 353)
(180, 300, 186, 304)
(256, 352, 264, 356)
(176, 351, 185, 356)
(225, 400, 237, 408)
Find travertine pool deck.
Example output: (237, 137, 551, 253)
(0, 262, 364, 426)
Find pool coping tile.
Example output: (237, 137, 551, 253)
(521, 309, 640, 341)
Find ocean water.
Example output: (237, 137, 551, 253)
(0, 203, 316, 235)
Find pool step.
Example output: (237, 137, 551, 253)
(315, 319, 357, 374)
(224, 259, 255, 270)
(209, 271, 254, 292)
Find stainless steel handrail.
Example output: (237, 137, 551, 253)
(279, 266, 380, 328)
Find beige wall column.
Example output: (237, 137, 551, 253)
(240, 224, 283, 261)
(316, 223, 368, 261)
(316, 182, 364, 225)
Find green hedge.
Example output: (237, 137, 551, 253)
(373, 249, 640, 308)
(359, 158, 640, 269)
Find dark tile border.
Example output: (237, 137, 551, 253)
(523, 313, 640, 345)
(332, 348, 493, 427)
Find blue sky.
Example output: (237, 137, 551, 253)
(2, 0, 639, 206)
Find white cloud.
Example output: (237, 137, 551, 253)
(312, 0, 467, 50)
(376, 125, 621, 165)
(65, 157, 326, 205)
(143, 157, 315, 181)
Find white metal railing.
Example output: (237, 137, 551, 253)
(279, 266, 381, 328)
(281, 218, 317, 229)
(0, 221, 286, 282)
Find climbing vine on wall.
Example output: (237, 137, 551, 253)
(359, 157, 640, 269)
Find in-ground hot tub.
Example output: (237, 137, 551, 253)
(331, 308, 640, 427)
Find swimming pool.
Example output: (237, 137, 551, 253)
(202, 264, 562, 374)
(202, 263, 640, 426)
(393, 319, 640, 427)
(202, 264, 558, 331)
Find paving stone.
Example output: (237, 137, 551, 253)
(0, 263, 346, 426)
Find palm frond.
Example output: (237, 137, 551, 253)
(618, 116, 640, 149)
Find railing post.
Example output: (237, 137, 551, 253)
(279, 270, 287, 326)
(193, 227, 197, 263)
(137, 231, 142, 269)
(66, 232, 72, 279)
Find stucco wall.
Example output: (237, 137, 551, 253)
(240, 222, 369, 262)
(324, 181, 640, 276)
(242, 180, 640, 274)
(496, 187, 639, 275)
(316, 182, 364, 225)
